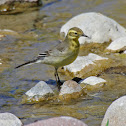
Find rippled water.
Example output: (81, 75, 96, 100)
(0, 0, 126, 126)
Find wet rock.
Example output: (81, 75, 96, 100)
(59, 80, 85, 101)
(106, 36, 126, 52)
(60, 12, 126, 44)
(0, 0, 40, 5)
(0, 0, 42, 14)
(64, 53, 111, 78)
(25, 116, 88, 126)
(22, 81, 54, 103)
(0, 112, 22, 126)
(79, 76, 106, 85)
(101, 96, 126, 126)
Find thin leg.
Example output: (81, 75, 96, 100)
(54, 67, 62, 89)
(54, 67, 61, 82)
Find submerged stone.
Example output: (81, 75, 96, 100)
(59, 80, 85, 101)
(101, 96, 126, 126)
(0, 112, 22, 126)
(60, 12, 126, 44)
(23, 81, 54, 103)
(79, 76, 106, 85)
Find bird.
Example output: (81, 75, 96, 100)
(15, 27, 89, 89)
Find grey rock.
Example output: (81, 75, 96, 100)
(101, 96, 126, 126)
(25, 81, 54, 97)
(25, 116, 88, 126)
(0, 112, 22, 126)
(59, 80, 82, 95)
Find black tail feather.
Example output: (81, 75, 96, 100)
(15, 59, 38, 69)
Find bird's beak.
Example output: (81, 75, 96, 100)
(82, 34, 90, 38)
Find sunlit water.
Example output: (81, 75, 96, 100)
(0, 0, 126, 126)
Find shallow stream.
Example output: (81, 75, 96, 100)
(0, 0, 126, 125)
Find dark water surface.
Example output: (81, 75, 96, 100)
(0, 0, 126, 126)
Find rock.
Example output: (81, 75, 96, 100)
(79, 76, 106, 85)
(63, 53, 111, 78)
(106, 36, 126, 52)
(124, 50, 126, 54)
(25, 116, 88, 126)
(60, 12, 126, 44)
(0, 0, 42, 14)
(23, 81, 54, 103)
(0, 0, 39, 5)
(101, 96, 126, 126)
(0, 112, 22, 126)
(59, 80, 85, 101)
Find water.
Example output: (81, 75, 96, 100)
(0, 0, 126, 125)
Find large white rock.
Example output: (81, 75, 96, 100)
(0, 112, 22, 126)
(106, 36, 126, 51)
(101, 96, 126, 126)
(25, 81, 54, 97)
(60, 12, 126, 44)
(79, 76, 106, 85)
(64, 53, 108, 73)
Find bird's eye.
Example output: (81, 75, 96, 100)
(74, 32, 77, 35)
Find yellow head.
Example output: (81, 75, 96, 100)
(67, 27, 88, 40)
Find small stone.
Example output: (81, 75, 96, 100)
(0, 112, 22, 126)
(59, 80, 85, 101)
(25, 116, 88, 126)
(106, 36, 126, 52)
(24, 81, 54, 103)
(101, 96, 126, 126)
(79, 76, 106, 85)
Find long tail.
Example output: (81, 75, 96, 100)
(15, 60, 37, 69)
(15, 52, 48, 69)
(15, 58, 40, 69)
